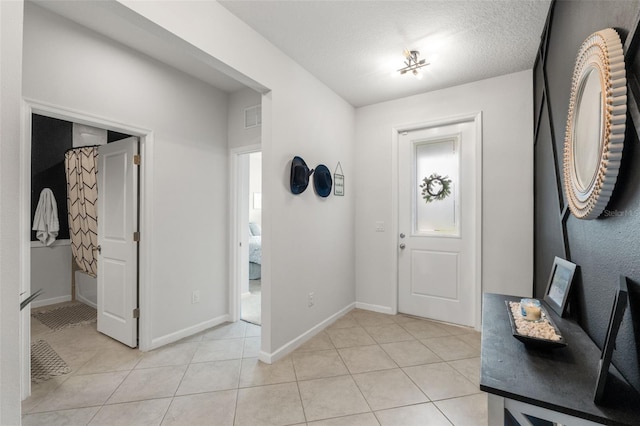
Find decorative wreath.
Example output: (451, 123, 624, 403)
(420, 173, 452, 203)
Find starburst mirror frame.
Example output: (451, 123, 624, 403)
(563, 28, 627, 219)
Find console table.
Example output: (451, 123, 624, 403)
(480, 293, 640, 426)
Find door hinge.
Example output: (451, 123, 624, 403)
(133, 154, 141, 165)
(133, 231, 140, 242)
(133, 308, 140, 318)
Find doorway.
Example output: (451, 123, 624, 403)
(239, 151, 262, 325)
(29, 115, 140, 339)
(396, 114, 482, 328)
(22, 102, 150, 398)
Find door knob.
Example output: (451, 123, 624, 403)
(93, 245, 101, 254)
(399, 243, 406, 249)
(399, 233, 405, 238)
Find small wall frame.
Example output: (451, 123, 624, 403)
(543, 257, 577, 317)
(334, 162, 344, 196)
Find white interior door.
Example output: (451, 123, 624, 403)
(97, 137, 138, 347)
(398, 120, 479, 327)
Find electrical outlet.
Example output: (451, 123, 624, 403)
(308, 292, 314, 307)
(192, 290, 200, 304)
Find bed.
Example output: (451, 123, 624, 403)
(249, 223, 261, 280)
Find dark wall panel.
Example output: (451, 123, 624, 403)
(535, 0, 640, 394)
(545, 1, 639, 173)
(534, 102, 566, 298)
(107, 130, 131, 143)
(534, 58, 545, 137)
(31, 114, 71, 241)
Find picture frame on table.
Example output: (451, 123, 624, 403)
(543, 256, 577, 317)
(594, 275, 629, 405)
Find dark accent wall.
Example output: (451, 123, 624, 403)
(534, 0, 640, 394)
(31, 114, 72, 241)
(31, 114, 131, 242)
(107, 130, 131, 143)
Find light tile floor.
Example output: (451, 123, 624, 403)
(23, 308, 486, 425)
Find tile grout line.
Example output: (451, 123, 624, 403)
(25, 324, 112, 415)
(234, 322, 253, 426)
(26, 311, 484, 425)
(232, 328, 247, 425)
(337, 322, 412, 423)
(293, 377, 308, 424)
(432, 399, 459, 426)
(230, 388, 240, 426)
(381, 316, 482, 425)
(69, 366, 133, 424)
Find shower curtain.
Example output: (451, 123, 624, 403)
(64, 146, 98, 278)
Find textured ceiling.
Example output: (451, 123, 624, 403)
(35, 1, 552, 106)
(220, 0, 552, 107)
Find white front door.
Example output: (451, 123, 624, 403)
(97, 137, 138, 347)
(397, 117, 480, 327)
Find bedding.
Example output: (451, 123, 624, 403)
(249, 223, 261, 279)
(249, 235, 261, 265)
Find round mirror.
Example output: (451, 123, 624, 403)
(563, 29, 626, 219)
(572, 66, 602, 196)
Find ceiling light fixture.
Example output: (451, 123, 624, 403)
(398, 49, 429, 79)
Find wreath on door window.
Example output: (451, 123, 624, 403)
(420, 173, 452, 203)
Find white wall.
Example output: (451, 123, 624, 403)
(23, 3, 230, 344)
(0, 0, 24, 421)
(30, 241, 72, 307)
(228, 87, 261, 150)
(228, 88, 262, 228)
(120, 0, 356, 356)
(354, 70, 533, 311)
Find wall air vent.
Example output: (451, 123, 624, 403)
(244, 104, 262, 129)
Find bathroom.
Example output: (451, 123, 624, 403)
(30, 113, 131, 312)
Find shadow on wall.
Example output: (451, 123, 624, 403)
(626, 278, 640, 374)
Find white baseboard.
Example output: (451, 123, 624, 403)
(259, 302, 356, 364)
(76, 293, 97, 309)
(355, 302, 395, 315)
(148, 314, 229, 351)
(31, 295, 71, 308)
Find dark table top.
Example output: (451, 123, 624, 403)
(480, 293, 640, 426)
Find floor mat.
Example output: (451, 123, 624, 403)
(31, 340, 71, 383)
(32, 303, 97, 331)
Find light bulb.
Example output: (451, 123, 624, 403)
(413, 69, 422, 80)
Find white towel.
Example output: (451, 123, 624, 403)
(32, 188, 60, 246)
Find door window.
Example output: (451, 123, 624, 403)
(413, 136, 460, 236)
